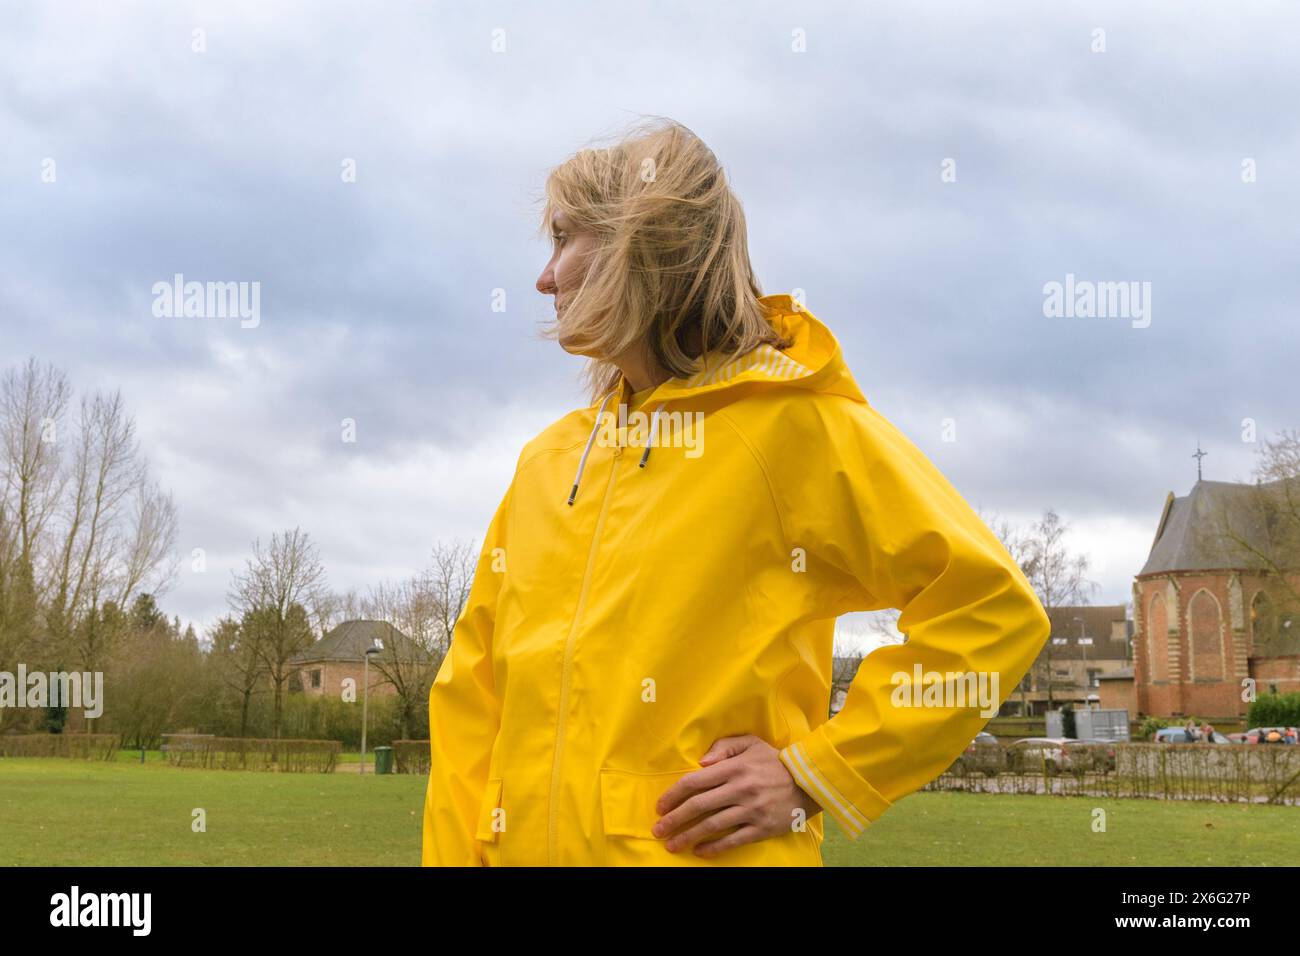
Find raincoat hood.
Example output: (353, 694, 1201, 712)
(423, 293, 1051, 867)
(641, 293, 867, 404)
(568, 294, 864, 504)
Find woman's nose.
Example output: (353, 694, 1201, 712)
(537, 268, 556, 295)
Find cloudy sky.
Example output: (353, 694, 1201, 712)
(2, 1, 1297, 646)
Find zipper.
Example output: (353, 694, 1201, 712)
(547, 441, 623, 865)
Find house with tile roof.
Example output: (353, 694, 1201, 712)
(288, 619, 429, 699)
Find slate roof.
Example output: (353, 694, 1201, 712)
(289, 619, 429, 664)
(1139, 479, 1288, 576)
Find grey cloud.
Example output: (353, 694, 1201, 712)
(2, 0, 1295, 629)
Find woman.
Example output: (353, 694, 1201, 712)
(422, 117, 1051, 866)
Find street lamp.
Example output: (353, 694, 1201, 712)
(360, 643, 382, 775)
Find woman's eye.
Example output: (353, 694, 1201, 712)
(552, 233, 565, 246)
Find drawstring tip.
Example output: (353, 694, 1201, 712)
(638, 404, 664, 469)
(568, 391, 616, 509)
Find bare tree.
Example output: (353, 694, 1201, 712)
(50, 392, 142, 635)
(0, 361, 70, 691)
(116, 478, 180, 608)
(0, 359, 71, 570)
(228, 528, 328, 742)
(1222, 431, 1300, 587)
(361, 576, 437, 738)
(312, 587, 363, 637)
(0, 362, 177, 682)
(47, 390, 180, 672)
(861, 609, 905, 647)
(358, 539, 477, 738)
(1205, 429, 1300, 657)
(1021, 509, 1098, 711)
(831, 620, 869, 715)
(977, 507, 1044, 716)
(978, 506, 1037, 572)
(426, 538, 477, 664)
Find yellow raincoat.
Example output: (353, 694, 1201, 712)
(422, 293, 1051, 866)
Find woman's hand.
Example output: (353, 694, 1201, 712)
(651, 734, 822, 858)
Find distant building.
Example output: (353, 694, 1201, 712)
(1010, 605, 1132, 716)
(1096, 666, 1134, 713)
(288, 619, 427, 699)
(1133, 478, 1300, 718)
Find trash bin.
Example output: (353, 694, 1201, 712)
(373, 746, 394, 775)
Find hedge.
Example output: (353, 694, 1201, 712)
(0, 733, 119, 760)
(927, 741, 1300, 805)
(392, 740, 430, 775)
(162, 735, 339, 772)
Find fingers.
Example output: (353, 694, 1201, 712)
(700, 734, 761, 765)
(654, 763, 729, 816)
(663, 803, 752, 854)
(653, 780, 738, 839)
(692, 823, 766, 859)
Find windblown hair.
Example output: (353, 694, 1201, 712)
(537, 116, 792, 403)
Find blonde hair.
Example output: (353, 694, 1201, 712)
(536, 116, 791, 403)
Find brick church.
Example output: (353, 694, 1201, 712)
(1133, 474, 1300, 718)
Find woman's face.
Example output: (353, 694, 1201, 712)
(537, 209, 599, 354)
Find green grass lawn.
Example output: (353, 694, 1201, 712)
(2, 758, 1296, 866)
(824, 790, 1300, 866)
(0, 757, 425, 866)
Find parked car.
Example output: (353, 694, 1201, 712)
(1006, 737, 1069, 775)
(1154, 728, 1232, 744)
(948, 731, 1005, 776)
(1061, 738, 1118, 772)
(1242, 726, 1299, 745)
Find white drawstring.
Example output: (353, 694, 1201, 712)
(568, 393, 666, 504)
(638, 404, 664, 469)
(568, 391, 615, 506)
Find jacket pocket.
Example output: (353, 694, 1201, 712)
(474, 778, 505, 844)
(599, 767, 702, 838)
(599, 766, 824, 866)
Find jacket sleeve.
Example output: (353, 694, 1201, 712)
(770, 398, 1051, 840)
(421, 476, 513, 866)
